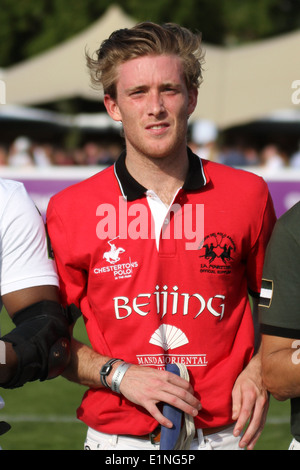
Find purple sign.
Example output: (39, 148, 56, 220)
(267, 181, 300, 217)
(0, 167, 100, 220)
(2, 168, 300, 220)
(21, 178, 82, 220)
(22, 178, 300, 220)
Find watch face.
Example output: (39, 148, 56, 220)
(101, 364, 112, 376)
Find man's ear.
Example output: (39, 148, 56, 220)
(187, 87, 198, 116)
(104, 94, 122, 122)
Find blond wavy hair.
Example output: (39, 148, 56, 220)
(86, 22, 205, 99)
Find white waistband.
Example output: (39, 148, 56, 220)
(86, 427, 160, 449)
(86, 423, 236, 447)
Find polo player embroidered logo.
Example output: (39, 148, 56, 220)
(103, 237, 125, 264)
(198, 232, 236, 275)
(93, 236, 139, 280)
(199, 233, 235, 265)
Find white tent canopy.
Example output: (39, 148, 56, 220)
(4, 6, 135, 106)
(3, 4, 300, 129)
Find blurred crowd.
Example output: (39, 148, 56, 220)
(189, 120, 300, 170)
(0, 122, 300, 170)
(0, 136, 123, 168)
(188, 120, 300, 170)
(189, 141, 300, 170)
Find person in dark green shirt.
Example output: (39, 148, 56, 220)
(260, 200, 300, 449)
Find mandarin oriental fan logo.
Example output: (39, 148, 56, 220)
(149, 324, 189, 350)
(136, 324, 208, 369)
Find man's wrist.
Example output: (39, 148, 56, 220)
(100, 358, 123, 388)
(111, 362, 132, 393)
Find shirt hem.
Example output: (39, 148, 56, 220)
(1, 276, 59, 296)
(260, 323, 300, 339)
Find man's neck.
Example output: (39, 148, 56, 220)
(125, 149, 189, 206)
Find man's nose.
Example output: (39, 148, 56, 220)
(147, 91, 165, 116)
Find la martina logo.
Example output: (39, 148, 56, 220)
(198, 232, 236, 274)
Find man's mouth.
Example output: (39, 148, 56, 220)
(146, 123, 169, 131)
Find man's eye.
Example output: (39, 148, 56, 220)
(131, 90, 144, 96)
(164, 87, 178, 94)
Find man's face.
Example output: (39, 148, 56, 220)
(104, 54, 198, 161)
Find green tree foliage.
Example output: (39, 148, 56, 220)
(0, 0, 110, 67)
(0, 0, 299, 67)
(123, 0, 225, 44)
(222, 0, 300, 44)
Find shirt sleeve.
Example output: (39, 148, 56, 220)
(246, 187, 277, 298)
(46, 197, 87, 308)
(259, 211, 300, 338)
(0, 183, 59, 295)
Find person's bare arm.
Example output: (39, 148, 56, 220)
(64, 337, 201, 429)
(231, 349, 269, 450)
(261, 333, 300, 401)
(3, 285, 59, 316)
(231, 299, 269, 450)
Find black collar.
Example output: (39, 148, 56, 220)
(114, 147, 207, 201)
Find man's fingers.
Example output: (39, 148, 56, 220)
(232, 385, 256, 438)
(231, 382, 243, 422)
(121, 366, 201, 424)
(146, 402, 173, 428)
(238, 396, 269, 449)
(145, 390, 200, 428)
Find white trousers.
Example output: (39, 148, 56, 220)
(84, 424, 242, 450)
(289, 438, 300, 450)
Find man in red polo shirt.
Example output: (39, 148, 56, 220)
(47, 22, 276, 450)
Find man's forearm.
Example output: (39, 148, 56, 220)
(262, 347, 300, 401)
(261, 334, 300, 401)
(64, 338, 201, 428)
(62, 338, 108, 388)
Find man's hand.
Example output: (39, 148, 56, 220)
(63, 340, 201, 428)
(231, 353, 269, 450)
(117, 364, 201, 428)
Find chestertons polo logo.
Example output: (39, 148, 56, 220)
(94, 237, 139, 280)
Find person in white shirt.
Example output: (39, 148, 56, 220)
(0, 178, 76, 438)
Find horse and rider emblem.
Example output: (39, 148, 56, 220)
(103, 237, 125, 264)
(199, 232, 236, 266)
(98, 237, 138, 280)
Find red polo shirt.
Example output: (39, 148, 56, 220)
(47, 149, 276, 435)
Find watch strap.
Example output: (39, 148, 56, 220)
(100, 358, 123, 388)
